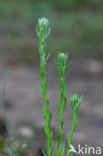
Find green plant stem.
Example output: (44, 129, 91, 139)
(55, 52, 70, 156)
(2, 68, 14, 155)
(67, 114, 77, 156)
(40, 59, 53, 156)
(67, 94, 83, 156)
(56, 79, 67, 156)
(36, 17, 53, 156)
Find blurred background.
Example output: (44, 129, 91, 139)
(0, 0, 103, 154)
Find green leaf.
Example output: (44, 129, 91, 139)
(42, 148, 47, 156)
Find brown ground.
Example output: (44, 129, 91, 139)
(0, 57, 103, 153)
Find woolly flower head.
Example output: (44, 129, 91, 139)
(36, 17, 51, 39)
(70, 94, 83, 113)
(38, 17, 49, 27)
(59, 53, 67, 59)
(58, 52, 68, 65)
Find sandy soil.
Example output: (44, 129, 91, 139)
(0, 58, 103, 152)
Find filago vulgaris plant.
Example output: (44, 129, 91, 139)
(0, 17, 83, 156)
(36, 17, 83, 156)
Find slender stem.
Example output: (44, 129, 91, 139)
(55, 52, 69, 156)
(39, 42, 53, 156)
(56, 80, 66, 156)
(2, 68, 14, 155)
(36, 17, 53, 156)
(67, 94, 83, 156)
(67, 114, 77, 156)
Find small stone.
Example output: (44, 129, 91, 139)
(86, 60, 102, 73)
(18, 126, 34, 138)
